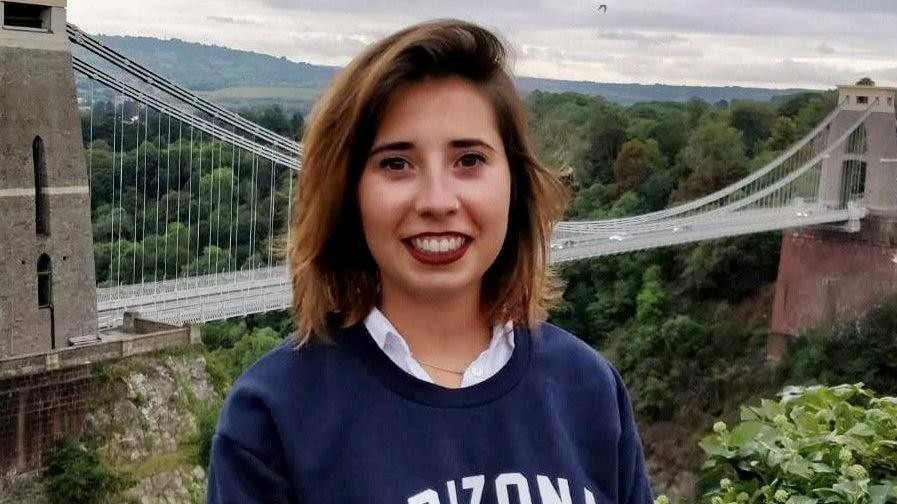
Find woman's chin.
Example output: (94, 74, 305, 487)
(398, 274, 479, 301)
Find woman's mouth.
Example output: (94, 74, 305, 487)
(404, 234, 471, 265)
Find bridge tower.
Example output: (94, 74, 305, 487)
(770, 85, 897, 358)
(0, 0, 97, 359)
(818, 85, 897, 215)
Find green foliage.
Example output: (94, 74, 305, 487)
(698, 384, 897, 504)
(768, 117, 799, 151)
(610, 312, 716, 420)
(238, 105, 304, 139)
(595, 256, 777, 421)
(191, 400, 223, 469)
(677, 234, 781, 302)
(90, 361, 112, 383)
(614, 140, 653, 194)
(194, 321, 283, 465)
(202, 320, 249, 350)
(82, 103, 296, 285)
(672, 118, 747, 202)
(727, 101, 775, 155)
(636, 265, 669, 326)
(204, 325, 283, 394)
(787, 294, 897, 397)
(527, 91, 599, 173)
(581, 100, 628, 185)
(774, 92, 821, 119)
(232, 327, 281, 372)
(44, 436, 131, 504)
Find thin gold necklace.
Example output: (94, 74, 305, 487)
(414, 357, 467, 375)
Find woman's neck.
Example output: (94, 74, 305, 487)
(378, 283, 492, 375)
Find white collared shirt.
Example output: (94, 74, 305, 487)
(363, 307, 515, 388)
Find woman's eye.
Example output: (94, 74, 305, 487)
(458, 153, 485, 168)
(380, 157, 409, 171)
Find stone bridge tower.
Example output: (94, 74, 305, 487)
(818, 85, 897, 215)
(770, 85, 897, 358)
(0, 0, 97, 358)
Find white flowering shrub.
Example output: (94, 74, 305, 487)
(696, 384, 897, 504)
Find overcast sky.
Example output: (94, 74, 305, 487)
(68, 0, 897, 89)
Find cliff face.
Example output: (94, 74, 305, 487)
(0, 349, 221, 504)
(91, 353, 217, 462)
(94, 351, 219, 503)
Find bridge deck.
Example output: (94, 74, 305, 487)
(96, 207, 860, 328)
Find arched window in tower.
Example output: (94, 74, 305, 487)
(840, 160, 867, 208)
(33, 136, 50, 236)
(37, 254, 52, 308)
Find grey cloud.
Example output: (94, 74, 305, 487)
(286, 31, 373, 60)
(594, 29, 685, 46)
(744, 0, 897, 16)
(205, 15, 263, 26)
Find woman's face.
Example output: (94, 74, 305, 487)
(357, 76, 512, 303)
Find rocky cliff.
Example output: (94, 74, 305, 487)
(0, 348, 220, 504)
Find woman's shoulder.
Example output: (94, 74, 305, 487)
(230, 337, 336, 393)
(530, 322, 626, 391)
(214, 336, 350, 448)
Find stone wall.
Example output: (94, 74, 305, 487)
(770, 217, 897, 356)
(0, 366, 97, 478)
(0, 325, 193, 380)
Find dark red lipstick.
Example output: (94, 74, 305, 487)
(404, 235, 471, 265)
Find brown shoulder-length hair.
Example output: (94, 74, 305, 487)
(289, 19, 568, 345)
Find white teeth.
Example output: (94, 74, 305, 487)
(411, 236, 466, 254)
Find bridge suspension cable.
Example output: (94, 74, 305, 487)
(72, 58, 297, 169)
(67, 23, 301, 160)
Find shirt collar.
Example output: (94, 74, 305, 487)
(364, 307, 514, 355)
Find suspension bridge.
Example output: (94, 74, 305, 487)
(60, 26, 897, 328)
(3, 4, 897, 341)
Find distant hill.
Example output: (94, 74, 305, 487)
(90, 35, 813, 112)
(513, 78, 809, 105)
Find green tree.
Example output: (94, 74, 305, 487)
(727, 101, 774, 155)
(635, 265, 668, 326)
(185, 246, 234, 276)
(581, 100, 628, 185)
(677, 233, 781, 301)
(768, 116, 798, 150)
(672, 119, 747, 202)
(45, 436, 129, 504)
(613, 140, 652, 194)
(686, 97, 709, 129)
(649, 111, 689, 161)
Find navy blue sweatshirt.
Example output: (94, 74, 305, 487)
(207, 322, 653, 504)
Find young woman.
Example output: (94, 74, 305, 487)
(208, 19, 653, 504)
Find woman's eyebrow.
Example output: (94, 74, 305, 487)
(369, 141, 414, 156)
(449, 138, 495, 152)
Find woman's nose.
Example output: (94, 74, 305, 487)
(413, 167, 460, 218)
